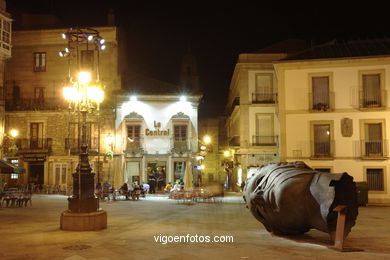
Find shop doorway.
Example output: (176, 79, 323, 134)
(146, 162, 166, 193)
(29, 163, 44, 185)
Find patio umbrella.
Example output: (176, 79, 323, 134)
(184, 162, 193, 190)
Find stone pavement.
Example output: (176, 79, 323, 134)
(0, 194, 389, 260)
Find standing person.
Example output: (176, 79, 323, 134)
(154, 170, 161, 192)
(149, 174, 156, 194)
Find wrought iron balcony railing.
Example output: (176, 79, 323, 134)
(309, 92, 334, 111)
(359, 89, 386, 109)
(15, 138, 53, 153)
(125, 137, 143, 154)
(65, 137, 99, 154)
(252, 93, 277, 104)
(360, 139, 388, 158)
(311, 141, 334, 159)
(252, 135, 278, 146)
(172, 137, 188, 152)
(5, 98, 68, 111)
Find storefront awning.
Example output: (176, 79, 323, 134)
(0, 160, 26, 174)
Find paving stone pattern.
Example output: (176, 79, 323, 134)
(0, 194, 389, 259)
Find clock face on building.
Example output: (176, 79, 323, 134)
(341, 118, 353, 137)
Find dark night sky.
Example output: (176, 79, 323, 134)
(7, 1, 390, 117)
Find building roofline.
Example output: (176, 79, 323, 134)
(116, 93, 203, 103)
(274, 54, 390, 67)
(13, 25, 117, 33)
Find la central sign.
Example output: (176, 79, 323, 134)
(145, 121, 170, 136)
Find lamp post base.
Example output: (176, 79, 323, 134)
(60, 210, 107, 231)
(68, 196, 99, 213)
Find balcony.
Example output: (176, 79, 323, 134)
(311, 141, 334, 159)
(65, 138, 99, 155)
(252, 135, 278, 146)
(5, 98, 68, 111)
(16, 138, 52, 154)
(359, 90, 386, 109)
(228, 136, 240, 147)
(229, 97, 240, 115)
(125, 137, 143, 154)
(0, 15, 11, 59)
(171, 137, 188, 153)
(361, 140, 388, 159)
(252, 93, 277, 104)
(309, 92, 334, 112)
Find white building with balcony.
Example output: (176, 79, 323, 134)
(275, 39, 390, 204)
(225, 40, 307, 186)
(113, 75, 202, 190)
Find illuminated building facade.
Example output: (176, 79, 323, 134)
(0, 0, 12, 187)
(113, 75, 202, 189)
(275, 39, 390, 204)
(2, 13, 202, 191)
(226, 39, 390, 203)
(224, 40, 307, 187)
(3, 25, 120, 190)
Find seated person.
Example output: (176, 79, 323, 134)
(164, 182, 173, 193)
(132, 183, 142, 200)
(142, 182, 150, 194)
(102, 181, 111, 200)
(171, 182, 181, 192)
(119, 183, 129, 199)
(110, 185, 116, 200)
(128, 182, 135, 192)
(95, 182, 102, 199)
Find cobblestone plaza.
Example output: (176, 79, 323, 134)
(0, 194, 389, 259)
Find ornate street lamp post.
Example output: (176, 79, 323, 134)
(60, 27, 107, 230)
(63, 71, 104, 213)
